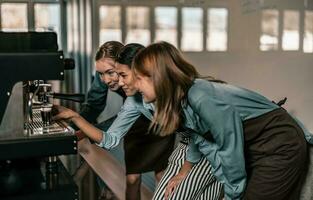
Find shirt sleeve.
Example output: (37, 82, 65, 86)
(189, 94, 246, 200)
(97, 97, 141, 149)
(70, 73, 108, 130)
(81, 72, 108, 122)
(185, 137, 202, 164)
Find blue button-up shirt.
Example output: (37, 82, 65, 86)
(183, 79, 313, 199)
(98, 93, 154, 149)
(71, 72, 127, 131)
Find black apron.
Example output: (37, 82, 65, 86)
(124, 114, 175, 174)
(243, 107, 308, 200)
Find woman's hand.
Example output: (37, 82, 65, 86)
(76, 130, 87, 141)
(53, 105, 103, 143)
(164, 173, 187, 200)
(164, 160, 193, 200)
(52, 105, 79, 121)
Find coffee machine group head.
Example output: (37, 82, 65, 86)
(23, 80, 84, 128)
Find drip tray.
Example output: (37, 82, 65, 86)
(0, 109, 77, 160)
(24, 109, 73, 136)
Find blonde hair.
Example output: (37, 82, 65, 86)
(133, 41, 199, 136)
(95, 41, 123, 61)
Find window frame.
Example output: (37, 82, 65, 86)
(259, 7, 313, 53)
(259, 9, 280, 52)
(96, 1, 229, 53)
(282, 9, 300, 51)
(206, 7, 229, 52)
(0, 0, 65, 49)
(154, 6, 178, 47)
(125, 6, 151, 46)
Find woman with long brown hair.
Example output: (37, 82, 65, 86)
(57, 43, 175, 200)
(132, 41, 311, 199)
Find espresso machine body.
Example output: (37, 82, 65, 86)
(0, 32, 78, 200)
(0, 32, 77, 159)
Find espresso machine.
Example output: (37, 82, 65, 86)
(0, 32, 83, 200)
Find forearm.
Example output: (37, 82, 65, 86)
(69, 105, 102, 131)
(71, 115, 103, 143)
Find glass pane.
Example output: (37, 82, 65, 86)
(155, 7, 177, 47)
(282, 10, 299, 51)
(35, 4, 61, 46)
(260, 10, 279, 51)
(207, 8, 228, 51)
(126, 7, 150, 46)
(99, 6, 122, 44)
(1, 3, 27, 32)
(304, 11, 313, 53)
(181, 7, 203, 51)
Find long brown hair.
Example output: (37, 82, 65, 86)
(133, 41, 200, 136)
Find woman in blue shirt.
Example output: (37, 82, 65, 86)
(53, 43, 222, 200)
(132, 41, 311, 200)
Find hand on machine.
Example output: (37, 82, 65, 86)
(51, 105, 87, 141)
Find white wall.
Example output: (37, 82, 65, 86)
(184, 0, 313, 132)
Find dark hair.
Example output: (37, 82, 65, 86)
(116, 43, 145, 67)
(95, 41, 123, 61)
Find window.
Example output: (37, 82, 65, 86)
(303, 11, 313, 53)
(181, 7, 203, 51)
(260, 10, 279, 51)
(98, 5, 230, 52)
(0, 1, 62, 47)
(1, 3, 28, 32)
(35, 4, 61, 45)
(207, 8, 228, 51)
(282, 10, 299, 51)
(155, 7, 177, 47)
(99, 6, 122, 44)
(126, 7, 150, 46)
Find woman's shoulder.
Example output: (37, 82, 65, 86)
(187, 79, 215, 102)
(124, 93, 143, 108)
(189, 78, 213, 91)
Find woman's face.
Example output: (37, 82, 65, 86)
(95, 58, 119, 91)
(115, 62, 137, 96)
(135, 73, 156, 103)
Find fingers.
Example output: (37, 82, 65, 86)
(164, 180, 176, 200)
(51, 113, 62, 121)
(51, 105, 78, 121)
(52, 104, 61, 111)
(164, 174, 186, 200)
(51, 105, 68, 120)
(52, 105, 62, 116)
(164, 186, 171, 200)
(52, 105, 68, 113)
(76, 130, 87, 141)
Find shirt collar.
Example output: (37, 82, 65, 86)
(142, 100, 155, 113)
